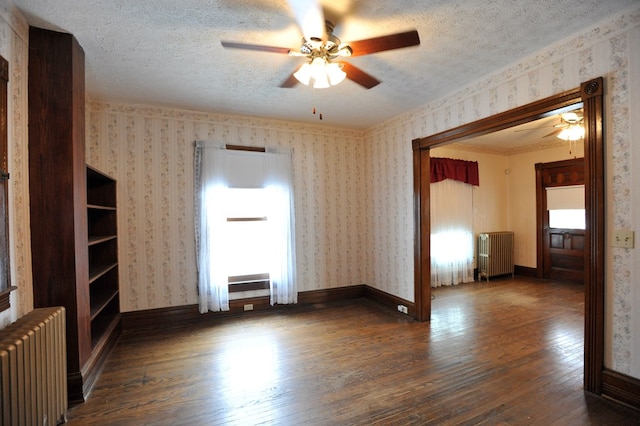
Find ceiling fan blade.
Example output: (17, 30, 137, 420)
(544, 129, 563, 138)
(287, 0, 326, 42)
(321, 0, 356, 30)
(221, 41, 292, 54)
(280, 71, 299, 88)
(513, 124, 557, 132)
(348, 30, 420, 57)
(341, 62, 380, 89)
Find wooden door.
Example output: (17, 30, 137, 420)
(536, 158, 585, 283)
(544, 227, 585, 282)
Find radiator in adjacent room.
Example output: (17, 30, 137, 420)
(0, 307, 67, 426)
(478, 232, 514, 281)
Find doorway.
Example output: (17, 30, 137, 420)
(536, 158, 585, 283)
(412, 77, 604, 394)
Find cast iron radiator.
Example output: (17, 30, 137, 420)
(0, 307, 67, 425)
(478, 232, 514, 281)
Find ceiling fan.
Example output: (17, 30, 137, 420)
(548, 112, 584, 140)
(220, 0, 420, 90)
(515, 111, 585, 140)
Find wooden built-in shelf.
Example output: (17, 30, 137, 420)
(90, 283, 119, 320)
(90, 309, 120, 349)
(88, 204, 116, 211)
(89, 262, 118, 284)
(86, 165, 121, 380)
(89, 235, 117, 246)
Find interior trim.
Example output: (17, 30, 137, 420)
(411, 77, 605, 397)
(121, 284, 414, 330)
(602, 369, 640, 410)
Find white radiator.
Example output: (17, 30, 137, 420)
(478, 232, 514, 281)
(0, 307, 67, 425)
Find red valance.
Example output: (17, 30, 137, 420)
(430, 157, 479, 186)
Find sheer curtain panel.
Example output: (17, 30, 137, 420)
(430, 178, 475, 287)
(264, 150, 297, 305)
(195, 143, 230, 312)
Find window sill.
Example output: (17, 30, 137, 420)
(228, 274, 270, 293)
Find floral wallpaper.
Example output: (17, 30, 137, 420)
(0, 0, 30, 328)
(86, 104, 367, 311)
(363, 5, 640, 376)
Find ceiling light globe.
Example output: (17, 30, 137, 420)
(313, 73, 331, 89)
(557, 125, 585, 141)
(309, 57, 330, 88)
(326, 62, 346, 85)
(293, 63, 312, 85)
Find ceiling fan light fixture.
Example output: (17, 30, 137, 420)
(326, 62, 346, 85)
(310, 57, 330, 88)
(294, 56, 345, 89)
(561, 112, 581, 124)
(313, 75, 331, 89)
(293, 62, 313, 85)
(557, 125, 585, 141)
(336, 44, 353, 57)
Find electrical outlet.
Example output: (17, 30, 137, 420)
(243, 304, 254, 311)
(397, 304, 408, 314)
(612, 230, 635, 249)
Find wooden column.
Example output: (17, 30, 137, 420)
(28, 27, 90, 404)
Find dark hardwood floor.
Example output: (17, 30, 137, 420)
(66, 277, 640, 425)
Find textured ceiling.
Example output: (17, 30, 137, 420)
(13, 0, 636, 129)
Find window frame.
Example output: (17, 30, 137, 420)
(0, 54, 13, 313)
(223, 144, 271, 292)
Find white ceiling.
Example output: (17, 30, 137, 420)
(447, 110, 582, 154)
(12, 0, 635, 130)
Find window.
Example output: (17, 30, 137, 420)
(195, 143, 297, 312)
(549, 209, 586, 230)
(0, 54, 11, 313)
(430, 179, 475, 287)
(546, 185, 585, 230)
(429, 157, 479, 287)
(223, 188, 271, 279)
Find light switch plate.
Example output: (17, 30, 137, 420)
(612, 230, 635, 248)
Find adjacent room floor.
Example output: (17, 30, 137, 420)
(66, 277, 640, 425)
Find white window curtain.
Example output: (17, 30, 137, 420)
(264, 150, 297, 306)
(195, 143, 230, 312)
(430, 179, 474, 287)
(194, 142, 297, 312)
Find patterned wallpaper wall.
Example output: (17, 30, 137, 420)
(363, 5, 640, 376)
(86, 104, 368, 312)
(0, 0, 30, 328)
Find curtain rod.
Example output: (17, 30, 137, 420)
(225, 144, 266, 152)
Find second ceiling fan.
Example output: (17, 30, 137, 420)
(221, 0, 420, 89)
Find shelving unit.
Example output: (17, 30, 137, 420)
(28, 27, 121, 404)
(87, 166, 120, 350)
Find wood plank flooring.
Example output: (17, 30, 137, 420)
(66, 277, 640, 425)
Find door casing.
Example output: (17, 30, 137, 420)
(412, 78, 604, 394)
(536, 158, 586, 283)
